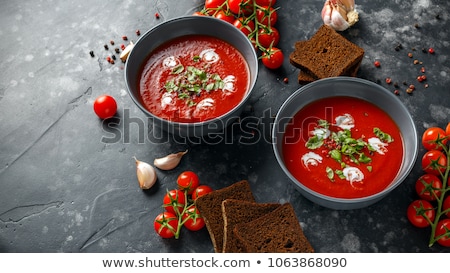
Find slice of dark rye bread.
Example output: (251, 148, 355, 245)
(195, 180, 255, 253)
(233, 203, 315, 253)
(222, 199, 281, 253)
(290, 24, 364, 81)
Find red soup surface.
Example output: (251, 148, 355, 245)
(139, 35, 250, 123)
(282, 96, 404, 199)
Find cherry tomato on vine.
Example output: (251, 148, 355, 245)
(93, 95, 117, 119)
(205, 0, 226, 11)
(407, 200, 435, 228)
(256, 6, 278, 26)
(163, 189, 186, 215)
(261, 47, 284, 69)
(445, 122, 450, 137)
(233, 17, 255, 36)
(182, 206, 205, 231)
(435, 219, 450, 247)
(421, 150, 447, 176)
(415, 174, 443, 201)
(177, 171, 200, 194)
(257, 27, 280, 48)
(255, 0, 277, 6)
(228, 0, 254, 15)
(154, 211, 178, 239)
(192, 185, 214, 200)
(214, 10, 235, 24)
(444, 195, 450, 218)
(422, 127, 448, 151)
(193, 11, 206, 16)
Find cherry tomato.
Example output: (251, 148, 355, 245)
(421, 150, 447, 176)
(214, 10, 235, 24)
(257, 27, 280, 48)
(193, 11, 206, 16)
(228, 0, 254, 15)
(205, 0, 226, 10)
(435, 219, 450, 247)
(233, 17, 255, 37)
(422, 127, 448, 151)
(256, 6, 278, 26)
(192, 185, 214, 200)
(407, 200, 435, 228)
(261, 47, 284, 69)
(163, 189, 186, 215)
(415, 174, 443, 201)
(177, 171, 200, 194)
(154, 211, 178, 239)
(444, 195, 450, 218)
(445, 122, 450, 135)
(182, 206, 205, 231)
(93, 95, 117, 119)
(255, 0, 277, 6)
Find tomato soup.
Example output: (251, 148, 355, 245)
(282, 96, 404, 199)
(138, 35, 250, 123)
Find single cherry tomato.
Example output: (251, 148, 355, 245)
(154, 211, 178, 239)
(257, 27, 280, 48)
(261, 47, 284, 69)
(177, 171, 200, 194)
(421, 150, 447, 176)
(422, 127, 448, 151)
(163, 189, 186, 215)
(182, 206, 205, 231)
(407, 200, 435, 228)
(443, 195, 450, 218)
(193, 11, 206, 16)
(93, 95, 117, 119)
(228, 0, 254, 15)
(192, 185, 214, 200)
(214, 10, 235, 24)
(233, 17, 255, 37)
(255, 0, 277, 6)
(445, 122, 450, 136)
(205, 0, 226, 10)
(256, 6, 278, 26)
(415, 174, 443, 201)
(435, 219, 450, 247)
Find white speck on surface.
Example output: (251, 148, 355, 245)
(25, 55, 34, 62)
(341, 233, 361, 252)
(42, 226, 49, 234)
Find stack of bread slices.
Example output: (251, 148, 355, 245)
(195, 180, 314, 253)
(289, 24, 365, 85)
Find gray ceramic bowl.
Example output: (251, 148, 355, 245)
(124, 16, 258, 137)
(272, 77, 418, 210)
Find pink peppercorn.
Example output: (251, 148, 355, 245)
(428, 48, 435, 54)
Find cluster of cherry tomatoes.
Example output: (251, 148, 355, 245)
(154, 171, 214, 239)
(196, 0, 284, 69)
(407, 123, 450, 247)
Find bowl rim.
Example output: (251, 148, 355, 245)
(124, 15, 259, 127)
(272, 76, 419, 205)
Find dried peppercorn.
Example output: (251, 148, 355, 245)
(385, 77, 392, 84)
(283, 77, 289, 83)
(428, 48, 435, 54)
(110, 40, 115, 45)
(136, 29, 141, 36)
(122, 35, 128, 41)
(394, 89, 400, 95)
(121, 44, 126, 50)
(89, 51, 95, 57)
(115, 48, 120, 54)
(104, 44, 109, 50)
(111, 55, 116, 60)
(155, 13, 160, 19)
(374, 61, 381, 67)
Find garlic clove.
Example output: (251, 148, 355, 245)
(153, 150, 188, 171)
(133, 157, 157, 189)
(321, 0, 359, 31)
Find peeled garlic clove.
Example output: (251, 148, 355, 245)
(120, 41, 134, 62)
(321, 0, 359, 31)
(133, 157, 157, 189)
(154, 150, 188, 171)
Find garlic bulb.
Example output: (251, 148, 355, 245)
(154, 150, 188, 171)
(133, 157, 157, 189)
(321, 0, 359, 31)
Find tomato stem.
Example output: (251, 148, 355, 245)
(428, 143, 450, 247)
